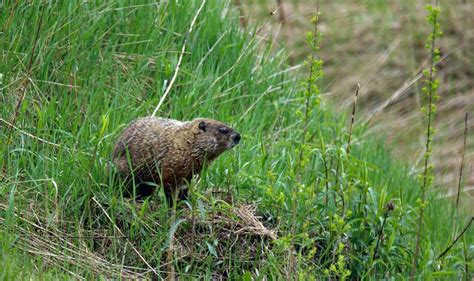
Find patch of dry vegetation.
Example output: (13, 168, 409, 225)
(0, 196, 276, 279)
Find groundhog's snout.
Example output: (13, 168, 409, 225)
(231, 133, 241, 145)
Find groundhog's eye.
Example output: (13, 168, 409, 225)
(218, 127, 229, 134)
(199, 121, 206, 131)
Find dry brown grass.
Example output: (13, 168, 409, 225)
(0, 198, 276, 279)
(242, 0, 473, 203)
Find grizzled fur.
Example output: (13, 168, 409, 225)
(112, 117, 240, 204)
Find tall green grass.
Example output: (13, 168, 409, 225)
(0, 0, 471, 279)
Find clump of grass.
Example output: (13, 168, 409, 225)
(410, 3, 443, 279)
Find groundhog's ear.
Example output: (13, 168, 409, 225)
(198, 121, 206, 132)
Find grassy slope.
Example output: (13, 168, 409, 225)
(242, 0, 474, 199)
(0, 0, 472, 279)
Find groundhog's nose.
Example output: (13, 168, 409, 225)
(232, 133, 241, 144)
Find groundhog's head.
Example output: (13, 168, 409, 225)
(192, 118, 241, 160)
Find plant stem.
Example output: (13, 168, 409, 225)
(437, 217, 473, 260)
(347, 83, 360, 156)
(373, 210, 389, 261)
(411, 4, 440, 279)
(455, 112, 468, 208)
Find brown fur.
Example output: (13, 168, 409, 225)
(112, 117, 240, 203)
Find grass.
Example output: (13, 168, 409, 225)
(242, 0, 474, 200)
(0, 0, 472, 279)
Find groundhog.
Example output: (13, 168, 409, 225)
(112, 117, 241, 205)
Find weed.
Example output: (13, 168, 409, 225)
(411, 3, 443, 279)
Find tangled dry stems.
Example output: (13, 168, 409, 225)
(0, 199, 276, 279)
